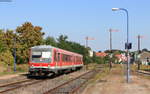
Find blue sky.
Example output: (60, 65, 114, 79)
(0, 0, 150, 51)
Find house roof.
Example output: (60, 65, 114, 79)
(96, 52, 107, 57)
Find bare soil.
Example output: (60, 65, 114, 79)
(0, 72, 27, 86)
(82, 65, 150, 94)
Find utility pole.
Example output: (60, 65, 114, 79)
(109, 29, 119, 69)
(85, 36, 88, 48)
(109, 29, 119, 50)
(13, 31, 17, 72)
(137, 35, 143, 70)
(137, 35, 142, 52)
(85, 36, 94, 48)
(109, 29, 112, 51)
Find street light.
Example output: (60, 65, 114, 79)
(112, 8, 120, 11)
(112, 8, 131, 83)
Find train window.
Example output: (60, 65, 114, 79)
(31, 50, 52, 63)
(42, 52, 51, 58)
(62, 54, 71, 62)
(32, 52, 42, 58)
(76, 56, 81, 62)
(57, 53, 60, 61)
(54, 51, 57, 61)
(62, 54, 64, 61)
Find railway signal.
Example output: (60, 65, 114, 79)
(108, 29, 119, 69)
(85, 36, 95, 48)
(136, 35, 144, 70)
(109, 28, 119, 51)
(137, 35, 144, 52)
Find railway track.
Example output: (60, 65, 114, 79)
(0, 79, 45, 93)
(43, 69, 100, 94)
(0, 65, 104, 94)
(137, 70, 150, 76)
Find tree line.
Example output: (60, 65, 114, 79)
(0, 22, 103, 68)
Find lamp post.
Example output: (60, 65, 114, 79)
(112, 8, 130, 83)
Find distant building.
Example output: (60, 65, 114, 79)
(89, 50, 93, 57)
(139, 51, 150, 65)
(96, 52, 107, 57)
(115, 54, 127, 63)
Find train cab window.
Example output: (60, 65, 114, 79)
(31, 50, 52, 63)
(32, 52, 42, 58)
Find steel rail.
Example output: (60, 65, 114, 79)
(0, 79, 45, 93)
(0, 79, 32, 88)
(137, 70, 150, 75)
(43, 70, 98, 94)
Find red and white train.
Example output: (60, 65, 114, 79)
(29, 45, 83, 76)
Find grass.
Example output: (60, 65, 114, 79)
(130, 64, 150, 79)
(131, 64, 150, 71)
(140, 65, 150, 71)
(0, 64, 28, 76)
(85, 64, 110, 86)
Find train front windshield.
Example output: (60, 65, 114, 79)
(31, 50, 52, 63)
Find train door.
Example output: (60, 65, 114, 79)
(57, 52, 61, 67)
(54, 50, 61, 68)
(54, 50, 58, 68)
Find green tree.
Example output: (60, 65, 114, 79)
(142, 48, 148, 52)
(0, 50, 14, 72)
(0, 30, 6, 53)
(56, 35, 92, 64)
(44, 36, 57, 46)
(3, 30, 15, 52)
(57, 35, 71, 50)
(15, 22, 44, 63)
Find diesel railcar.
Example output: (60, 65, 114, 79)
(29, 45, 83, 76)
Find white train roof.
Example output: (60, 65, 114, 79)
(31, 45, 53, 49)
(31, 45, 83, 57)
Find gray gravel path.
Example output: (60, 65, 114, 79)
(4, 70, 87, 94)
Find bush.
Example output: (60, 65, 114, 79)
(0, 50, 14, 66)
(0, 50, 14, 72)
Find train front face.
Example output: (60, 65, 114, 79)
(29, 46, 54, 76)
